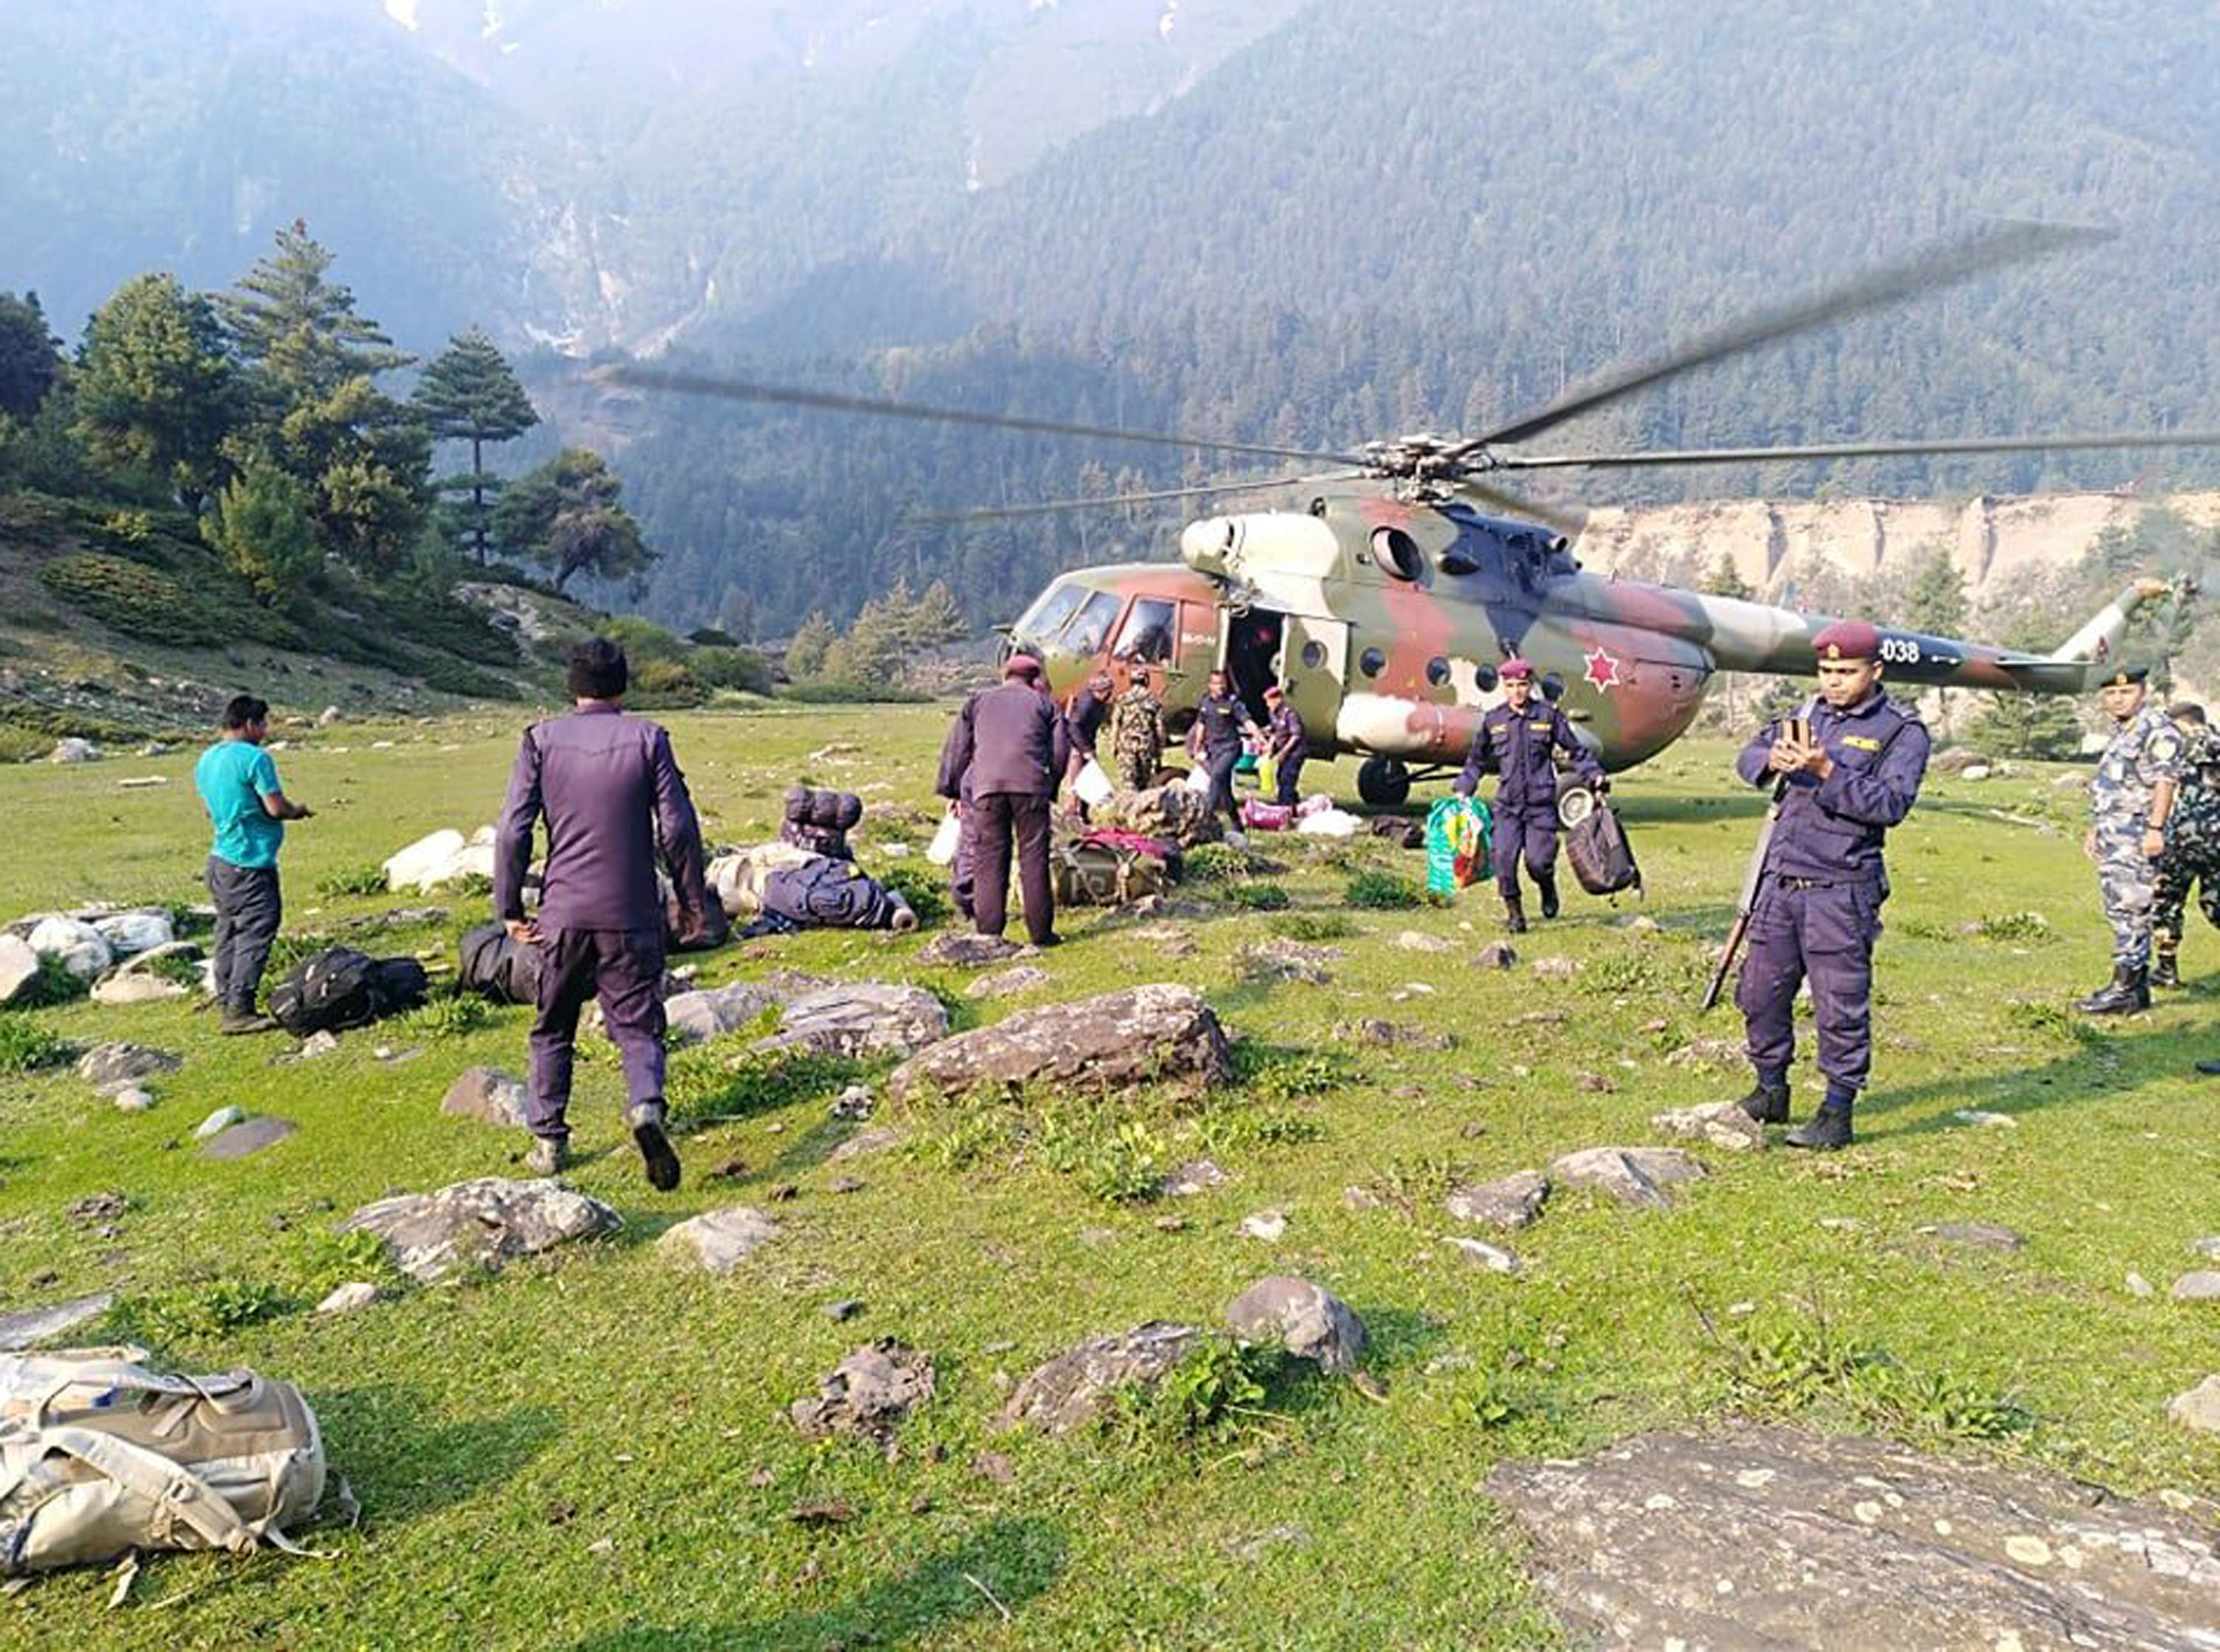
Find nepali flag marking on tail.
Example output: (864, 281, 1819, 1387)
(1583, 646, 1624, 691)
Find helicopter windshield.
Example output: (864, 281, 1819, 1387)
(1012, 581, 1087, 652)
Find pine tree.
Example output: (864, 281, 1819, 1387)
(412, 328, 539, 564)
(786, 612, 835, 679)
(210, 462, 320, 605)
(1902, 545, 1968, 635)
(73, 274, 239, 515)
(492, 447, 656, 592)
(0, 291, 61, 419)
(219, 222, 426, 574)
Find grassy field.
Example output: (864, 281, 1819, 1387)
(1, 701, 2216, 1651)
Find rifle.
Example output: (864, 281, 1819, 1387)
(1701, 705, 1812, 1013)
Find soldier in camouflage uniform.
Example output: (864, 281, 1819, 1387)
(2077, 666, 2182, 1014)
(2151, 702, 2220, 987)
(1105, 664, 1168, 792)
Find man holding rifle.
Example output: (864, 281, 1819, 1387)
(1722, 621, 1930, 1150)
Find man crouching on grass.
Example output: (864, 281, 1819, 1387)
(494, 638, 711, 1189)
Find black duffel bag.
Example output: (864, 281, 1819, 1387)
(269, 945, 428, 1035)
(457, 922, 545, 1005)
(1561, 789, 1642, 897)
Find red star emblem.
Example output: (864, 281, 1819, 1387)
(1582, 646, 1623, 691)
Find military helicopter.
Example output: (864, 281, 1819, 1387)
(610, 221, 2219, 806)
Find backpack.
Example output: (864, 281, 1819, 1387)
(1564, 795, 1642, 896)
(761, 858, 901, 930)
(457, 923, 543, 1006)
(1051, 835, 1171, 906)
(268, 946, 428, 1036)
(0, 1348, 326, 1574)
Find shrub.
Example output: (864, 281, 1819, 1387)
(38, 552, 227, 645)
(397, 994, 494, 1040)
(1229, 882, 1291, 911)
(1265, 911, 1356, 943)
(878, 863, 951, 926)
(626, 656, 708, 709)
(689, 647, 774, 695)
(0, 1012, 72, 1073)
(8, 955, 87, 1010)
(1183, 843, 1246, 883)
(120, 1279, 285, 1346)
(1115, 1336, 1285, 1446)
(1345, 869, 1421, 909)
(778, 681, 929, 706)
(316, 863, 390, 899)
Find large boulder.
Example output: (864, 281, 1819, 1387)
(0, 934, 45, 1005)
(918, 932, 1025, 968)
(888, 985, 1232, 1102)
(48, 738, 99, 764)
(0, 1292, 116, 1351)
(338, 1177, 621, 1283)
(998, 1322, 1204, 1434)
(383, 827, 496, 893)
(663, 980, 784, 1047)
(91, 911, 174, 957)
(28, 917, 112, 979)
(1224, 1277, 1368, 1375)
(76, 1042, 182, 1094)
(750, 984, 949, 1060)
(1489, 1423, 2220, 1648)
(1444, 1170, 1550, 1231)
(1550, 1146, 1706, 1210)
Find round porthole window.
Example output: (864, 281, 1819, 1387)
(1370, 527, 1424, 581)
(1425, 655, 1452, 687)
(1474, 664, 1498, 692)
(1541, 672, 1567, 703)
(1359, 647, 1388, 678)
(1300, 639, 1327, 670)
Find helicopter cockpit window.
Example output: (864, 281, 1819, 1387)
(1060, 590, 1123, 658)
(1370, 527, 1424, 582)
(1111, 598, 1176, 664)
(1015, 582, 1086, 647)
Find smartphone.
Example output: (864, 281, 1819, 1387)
(1788, 715, 1811, 750)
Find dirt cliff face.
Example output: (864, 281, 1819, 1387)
(1578, 490, 2220, 596)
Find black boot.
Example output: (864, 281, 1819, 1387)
(2076, 964, 2148, 1014)
(1502, 893, 1528, 934)
(1736, 1080, 1789, 1125)
(2151, 951, 2181, 988)
(1536, 869, 1561, 920)
(1786, 1102, 1853, 1151)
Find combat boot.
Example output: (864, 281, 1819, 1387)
(1735, 1080, 1789, 1125)
(2076, 965, 2149, 1014)
(525, 1136, 571, 1177)
(2151, 951, 2181, 988)
(628, 1099, 682, 1192)
(1785, 1102, 1853, 1151)
(1536, 869, 1561, 920)
(1502, 893, 1528, 934)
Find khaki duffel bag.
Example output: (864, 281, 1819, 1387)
(0, 1348, 327, 1574)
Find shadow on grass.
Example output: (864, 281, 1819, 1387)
(1618, 790, 1770, 826)
(568, 1515, 1067, 1651)
(312, 1386, 561, 1523)
(1859, 1015, 2214, 1138)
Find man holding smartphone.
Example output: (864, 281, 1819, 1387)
(1729, 621, 1930, 1150)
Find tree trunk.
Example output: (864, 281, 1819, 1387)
(470, 433, 487, 564)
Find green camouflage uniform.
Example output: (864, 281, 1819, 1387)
(1105, 684, 1168, 792)
(2153, 724, 2220, 962)
(2090, 703, 2184, 969)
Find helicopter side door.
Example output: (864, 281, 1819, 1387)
(1277, 614, 1349, 755)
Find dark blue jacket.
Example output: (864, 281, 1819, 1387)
(1735, 690, 1929, 886)
(1455, 700, 1602, 811)
(937, 681, 1072, 800)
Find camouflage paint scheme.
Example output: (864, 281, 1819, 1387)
(1009, 486, 2170, 793)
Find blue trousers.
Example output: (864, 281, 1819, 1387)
(528, 928, 667, 1141)
(1493, 804, 1559, 898)
(1735, 879, 1879, 1093)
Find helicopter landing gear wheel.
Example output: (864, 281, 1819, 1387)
(1356, 756, 1412, 809)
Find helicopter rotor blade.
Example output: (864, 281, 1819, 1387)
(909, 470, 1370, 525)
(1497, 428, 2220, 470)
(1451, 476, 1587, 534)
(593, 365, 1370, 469)
(1462, 220, 2116, 453)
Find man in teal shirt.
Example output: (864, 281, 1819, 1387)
(194, 695, 313, 1034)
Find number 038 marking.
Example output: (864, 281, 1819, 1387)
(1877, 637, 1921, 665)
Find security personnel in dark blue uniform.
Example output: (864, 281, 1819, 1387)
(1188, 669, 1257, 832)
(1262, 683, 1307, 806)
(1731, 620, 1930, 1150)
(1454, 658, 1604, 931)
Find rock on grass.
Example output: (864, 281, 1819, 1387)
(888, 984, 1232, 1102)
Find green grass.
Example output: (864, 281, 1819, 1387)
(0, 709, 2216, 1647)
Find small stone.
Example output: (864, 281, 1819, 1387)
(1160, 1158, 1230, 1197)
(1444, 1171, 1550, 1231)
(971, 1452, 1015, 1486)
(830, 1085, 875, 1122)
(824, 1299, 865, 1323)
(112, 1087, 155, 1113)
(201, 1116, 297, 1160)
(2168, 1375, 2220, 1434)
(299, 1030, 342, 1059)
(91, 973, 184, 1006)
(660, 1207, 781, 1274)
(918, 932, 1023, 968)
(1573, 1071, 1615, 1093)
(1442, 1236, 1522, 1274)
(0, 1292, 117, 1350)
(2127, 1272, 2155, 1298)
(78, 1042, 183, 1095)
(1474, 943, 1518, 969)
(1530, 957, 1577, 980)
(316, 1281, 380, 1315)
(1925, 1221, 2025, 1253)
(1650, 1100, 1766, 1153)
(1240, 1208, 1288, 1242)
(1550, 1146, 1706, 1210)
(1621, 914, 1662, 933)
(828, 1176, 864, 1194)
(2190, 1237, 2220, 1261)
(828, 1127, 899, 1164)
(440, 1067, 528, 1128)
(1394, 930, 1456, 953)
(1952, 1109, 2017, 1129)
(789, 1341, 935, 1446)
(2170, 1271, 2220, 1302)
(967, 964, 1051, 1000)
(1225, 1277, 1368, 1375)
(1342, 1184, 1384, 1211)
(195, 1105, 247, 1139)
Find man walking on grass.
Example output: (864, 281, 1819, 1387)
(194, 694, 313, 1034)
(495, 638, 711, 1190)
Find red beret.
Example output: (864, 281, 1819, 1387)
(1003, 653, 1042, 679)
(1498, 658, 1535, 681)
(1812, 621, 1880, 663)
